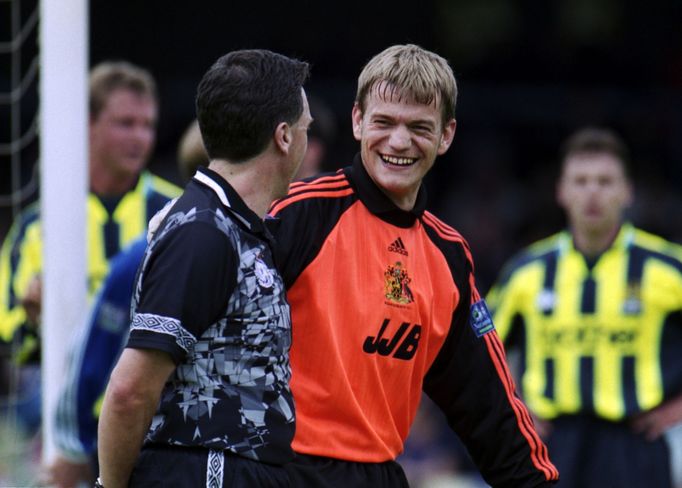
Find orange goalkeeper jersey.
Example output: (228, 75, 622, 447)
(269, 156, 558, 486)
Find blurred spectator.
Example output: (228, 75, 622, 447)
(0, 61, 181, 436)
(45, 118, 207, 488)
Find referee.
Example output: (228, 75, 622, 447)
(487, 127, 682, 488)
(96, 49, 312, 487)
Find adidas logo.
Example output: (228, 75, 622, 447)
(388, 237, 408, 256)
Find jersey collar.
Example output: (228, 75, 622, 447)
(192, 166, 267, 236)
(560, 221, 635, 259)
(346, 153, 427, 228)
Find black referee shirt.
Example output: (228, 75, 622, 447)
(127, 167, 295, 465)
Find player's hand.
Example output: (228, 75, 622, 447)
(43, 455, 95, 488)
(21, 274, 42, 328)
(631, 394, 682, 440)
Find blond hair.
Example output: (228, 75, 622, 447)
(356, 44, 457, 125)
(89, 61, 157, 119)
(177, 119, 208, 180)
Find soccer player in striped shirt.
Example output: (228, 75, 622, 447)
(488, 127, 682, 488)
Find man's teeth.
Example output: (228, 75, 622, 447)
(382, 155, 416, 166)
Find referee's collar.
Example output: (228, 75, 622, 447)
(193, 166, 267, 235)
(346, 153, 427, 228)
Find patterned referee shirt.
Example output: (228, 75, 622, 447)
(127, 167, 295, 465)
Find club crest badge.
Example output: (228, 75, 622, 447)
(254, 257, 274, 289)
(384, 261, 414, 304)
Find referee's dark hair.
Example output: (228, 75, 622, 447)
(559, 127, 632, 178)
(196, 49, 310, 163)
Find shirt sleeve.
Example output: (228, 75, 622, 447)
(487, 272, 525, 346)
(423, 243, 558, 487)
(127, 221, 237, 363)
(0, 208, 41, 343)
(268, 180, 354, 289)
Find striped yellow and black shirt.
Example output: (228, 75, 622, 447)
(0, 171, 181, 344)
(487, 223, 682, 421)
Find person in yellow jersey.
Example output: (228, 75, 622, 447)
(487, 127, 682, 488)
(43, 118, 207, 488)
(0, 61, 181, 431)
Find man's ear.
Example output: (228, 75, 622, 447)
(437, 118, 457, 155)
(351, 103, 363, 142)
(274, 121, 292, 154)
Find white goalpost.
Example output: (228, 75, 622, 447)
(39, 0, 89, 464)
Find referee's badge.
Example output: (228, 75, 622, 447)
(254, 257, 274, 289)
(469, 300, 495, 338)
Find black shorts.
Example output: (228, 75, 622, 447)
(284, 453, 409, 488)
(546, 415, 672, 488)
(129, 444, 289, 487)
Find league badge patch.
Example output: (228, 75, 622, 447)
(469, 299, 495, 338)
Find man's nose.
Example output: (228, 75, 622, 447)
(388, 125, 411, 150)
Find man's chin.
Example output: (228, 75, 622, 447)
(117, 161, 146, 176)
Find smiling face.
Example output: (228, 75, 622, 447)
(352, 82, 456, 210)
(557, 152, 632, 240)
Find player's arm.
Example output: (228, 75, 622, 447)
(486, 257, 526, 344)
(0, 210, 41, 343)
(50, 241, 145, 487)
(423, 244, 558, 487)
(631, 304, 682, 439)
(97, 347, 175, 488)
(267, 173, 353, 287)
(631, 392, 682, 440)
(487, 266, 555, 439)
(50, 301, 123, 487)
(98, 222, 235, 487)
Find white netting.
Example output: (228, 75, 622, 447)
(0, 0, 39, 214)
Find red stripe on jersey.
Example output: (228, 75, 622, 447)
(422, 212, 464, 241)
(270, 174, 351, 216)
(288, 180, 350, 197)
(289, 171, 345, 190)
(270, 187, 355, 216)
(288, 175, 348, 194)
(488, 334, 556, 477)
(483, 332, 559, 480)
(422, 213, 481, 302)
